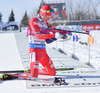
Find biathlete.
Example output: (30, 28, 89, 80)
(28, 5, 70, 78)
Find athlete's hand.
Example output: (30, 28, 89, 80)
(61, 34, 68, 39)
(55, 33, 68, 39)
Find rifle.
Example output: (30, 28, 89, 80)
(48, 27, 90, 35)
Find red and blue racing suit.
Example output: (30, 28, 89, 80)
(27, 14, 56, 78)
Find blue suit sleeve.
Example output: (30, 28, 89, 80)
(45, 38, 57, 44)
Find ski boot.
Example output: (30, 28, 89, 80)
(53, 77, 66, 86)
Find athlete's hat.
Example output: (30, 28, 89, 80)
(40, 5, 54, 16)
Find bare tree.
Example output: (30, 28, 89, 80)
(68, 0, 74, 21)
(73, 1, 91, 20)
(92, 1, 99, 19)
(68, 0, 100, 21)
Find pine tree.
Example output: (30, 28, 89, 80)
(0, 12, 2, 22)
(8, 10, 15, 22)
(21, 11, 29, 27)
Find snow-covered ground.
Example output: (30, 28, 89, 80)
(0, 31, 23, 71)
(49, 30, 100, 70)
(0, 30, 100, 93)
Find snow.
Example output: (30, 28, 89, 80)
(49, 30, 100, 70)
(0, 30, 100, 93)
(0, 32, 23, 70)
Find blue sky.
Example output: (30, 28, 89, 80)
(0, 0, 41, 22)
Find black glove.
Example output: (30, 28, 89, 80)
(61, 35, 68, 39)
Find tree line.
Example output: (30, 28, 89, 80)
(0, 9, 30, 27)
(0, 10, 15, 23)
(67, 0, 100, 21)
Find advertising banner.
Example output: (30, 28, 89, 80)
(82, 25, 100, 30)
(45, 3, 66, 20)
(56, 25, 72, 30)
(56, 25, 82, 31)
(68, 25, 82, 31)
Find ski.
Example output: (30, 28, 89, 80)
(0, 74, 18, 81)
(0, 73, 67, 85)
(4, 73, 54, 82)
(0, 68, 71, 73)
(0, 73, 40, 81)
(0, 69, 30, 73)
(0, 73, 53, 81)
(5, 73, 37, 80)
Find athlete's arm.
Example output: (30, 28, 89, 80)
(29, 18, 55, 39)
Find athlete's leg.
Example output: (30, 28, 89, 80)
(29, 48, 39, 78)
(29, 48, 56, 77)
(38, 49, 56, 76)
